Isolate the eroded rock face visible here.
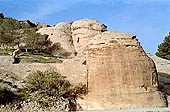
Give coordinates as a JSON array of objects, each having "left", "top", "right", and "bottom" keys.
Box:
[
  {"left": 71, "top": 19, "right": 107, "bottom": 57},
  {"left": 78, "top": 31, "right": 167, "bottom": 110},
  {"left": 5, "top": 18, "right": 168, "bottom": 110},
  {"left": 38, "top": 22, "right": 75, "bottom": 58}
]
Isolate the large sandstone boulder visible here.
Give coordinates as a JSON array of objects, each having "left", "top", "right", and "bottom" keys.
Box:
[
  {"left": 77, "top": 31, "right": 167, "bottom": 110},
  {"left": 71, "top": 19, "right": 107, "bottom": 57},
  {"left": 38, "top": 22, "right": 75, "bottom": 58}
]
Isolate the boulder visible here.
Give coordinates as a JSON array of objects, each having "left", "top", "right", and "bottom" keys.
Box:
[
  {"left": 71, "top": 19, "right": 107, "bottom": 57},
  {"left": 77, "top": 31, "right": 167, "bottom": 110}
]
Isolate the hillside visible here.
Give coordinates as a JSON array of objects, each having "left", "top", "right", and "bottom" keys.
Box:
[{"left": 0, "top": 14, "right": 170, "bottom": 111}]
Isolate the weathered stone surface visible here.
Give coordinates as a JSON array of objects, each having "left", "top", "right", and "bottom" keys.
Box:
[
  {"left": 77, "top": 31, "right": 167, "bottom": 110},
  {"left": 0, "top": 56, "right": 86, "bottom": 85},
  {"left": 56, "top": 59, "right": 87, "bottom": 85},
  {"left": 38, "top": 22, "right": 75, "bottom": 58},
  {"left": 147, "top": 53, "right": 170, "bottom": 77},
  {"left": 148, "top": 53, "right": 170, "bottom": 95},
  {"left": 71, "top": 19, "right": 107, "bottom": 57},
  {"left": 1, "top": 19, "right": 169, "bottom": 111}
]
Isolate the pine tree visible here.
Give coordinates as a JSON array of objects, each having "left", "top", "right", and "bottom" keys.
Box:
[{"left": 156, "top": 32, "right": 170, "bottom": 60}]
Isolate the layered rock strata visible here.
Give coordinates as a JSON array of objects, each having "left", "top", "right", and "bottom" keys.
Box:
[{"left": 78, "top": 31, "right": 167, "bottom": 110}]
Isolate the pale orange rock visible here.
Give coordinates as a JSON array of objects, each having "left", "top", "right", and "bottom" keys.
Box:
[
  {"left": 56, "top": 59, "right": 87, "bottom": 85},
  {"left": 71, "top": 19, "right": 107, "bottom": 57},
  {"left": 35, "top": 19, "right": 168, "bottom": 110},
  {"left": 77, "top": 31, "right": 167, "bottom": 110}
]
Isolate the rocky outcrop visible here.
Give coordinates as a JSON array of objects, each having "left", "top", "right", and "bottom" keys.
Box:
[
  {"left": 147, "top": 53, "right": 170, "bottom": 77},
  {"left": 19, "top": 20, "right": 36, "bottom": 28},
  {"left": 38, "top": 22, "right": 75, "bottom": 58},
  {"left": 35, "top": 22, "right": 50, "bottom": 29},
  {"left": 148, "top": 53, "right": 170, "bottom": 96},
  {"left": 71, "top": 19, "right": 107, "bottom": 57},
  {"left": 2, "top": 18, "right": 169, "bottom": 110},
  {"left": 77, "top": 31, "right": 167, "bottom": 110}
]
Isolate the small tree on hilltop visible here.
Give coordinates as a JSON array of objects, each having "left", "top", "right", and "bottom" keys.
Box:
[{"left": 156, "top": 32, "right": 170, "bottom": 60}]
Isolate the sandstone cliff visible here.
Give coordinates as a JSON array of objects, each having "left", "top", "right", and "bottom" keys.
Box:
[
  {"left": 24, "top": 19, "right": 169, "bottom": 110},
  {"left": 78, "top": 31, "right": 167, "bottom": 110}
]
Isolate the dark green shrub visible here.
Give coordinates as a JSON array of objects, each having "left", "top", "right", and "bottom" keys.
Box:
[{"left": 25, "top": 70, "right": 86, "bottom": 107}]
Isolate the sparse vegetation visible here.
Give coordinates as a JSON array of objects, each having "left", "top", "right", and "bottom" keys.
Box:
[
  {"left": 0, "top": 49, "right": 14, "bottom": 55},
  {"left": 20, "top": 52, "right": 63, "bottom": 63},
  {"left": 0, "top": 13, "right": 68, "bottom": 59},
  {"left": 0, "top": 70, "right": 86, "bottom": 110},
  {"left": 25, "top": 70, "right": 86, "bottom": 107},
  {"left": 0, "top": 16, "right": 36, "bottom": 49}
]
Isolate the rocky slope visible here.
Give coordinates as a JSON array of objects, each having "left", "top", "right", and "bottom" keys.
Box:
[
  {"left": 1, "top": 18, "right": 170, "bottom": 111},
  {"left": 148, "top": 53, "right": 170, "bottom": 96}
]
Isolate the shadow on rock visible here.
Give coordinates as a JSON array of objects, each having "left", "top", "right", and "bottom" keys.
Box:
[{"left": 158, "top": 72, "right": 170, "bottom": 95}]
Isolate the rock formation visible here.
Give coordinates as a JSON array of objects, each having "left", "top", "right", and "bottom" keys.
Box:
[
  {"left": 148, "top": 53, "right": 170, "bottom": 77},
  {"left": 29, "top": 19, "right": 168, "bottom": 110},
  {"left": 71, "top": 19, "right": 107, "bottom": 57},
  {"left": 38, "top": 22, "right": 75, "bottom": 58},
  {"left": 148, "top": 53, "right": 170, "bottom": 99},
  {"left": 77, "top": 31, "right": 167, "bottom": 110},
  {"left": 35, "top": 22, "right": 50, "bottom": 29},
  {"left": 19, "top": 20, "right": 37, "bottom": 27}
]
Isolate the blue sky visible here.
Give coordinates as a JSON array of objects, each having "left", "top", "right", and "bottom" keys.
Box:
[{"left": 0, "top": 0, "right": 170, "bottom": 54}]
